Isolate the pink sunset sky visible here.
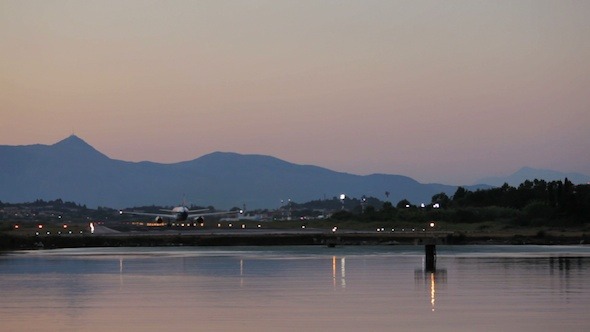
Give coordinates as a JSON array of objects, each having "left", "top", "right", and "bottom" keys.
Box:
[{"left": 2, "top": 0, "right": 589, "bottom": 185}]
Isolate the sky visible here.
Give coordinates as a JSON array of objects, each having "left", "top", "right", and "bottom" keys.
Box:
[{"left": 2, "top": 0, "right": 589, "bottom": 185}]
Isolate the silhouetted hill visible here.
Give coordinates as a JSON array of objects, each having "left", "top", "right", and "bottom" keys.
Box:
[
  {"left": 476, "top": 167, "right": 590, "bottom": 187},
  {"left": 1, "top": 135, "right": 488, "bottom": 209}
]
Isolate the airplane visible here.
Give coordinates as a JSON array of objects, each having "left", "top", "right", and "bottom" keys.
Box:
[{"left": 119, "top": 205, "right": 239, "bottom": 224}]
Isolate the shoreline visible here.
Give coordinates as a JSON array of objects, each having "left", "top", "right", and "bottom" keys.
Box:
[{"left": 2, "top": 230, "right": 588, "bottom": 250}]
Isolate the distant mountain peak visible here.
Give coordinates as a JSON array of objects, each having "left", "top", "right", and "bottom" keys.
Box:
[
  {"left": 50, "top": 135, "right": 108, "bottom": 159},
  {"left": 54, "top": 134, "right": 89, "bottom": 147}
]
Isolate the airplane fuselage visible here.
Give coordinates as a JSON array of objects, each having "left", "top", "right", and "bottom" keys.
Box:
[{"left": 171, "top": 206, "right": 189, "bottom": 221}]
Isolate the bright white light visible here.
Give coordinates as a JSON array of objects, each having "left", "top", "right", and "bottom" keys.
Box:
[
  {"left": 90, "top": 222, "right": 95, "bottom": 234},
  {"left": 430, "top": 222, "right": 436, "bottom": 228},
  {"left": 332, "top": 226, "right": 338, "bottom": 232},
  {"left": 421, "top": 203, "right": 425, "bottom": 208},
  {"left": 433, "top": 203, "right": 440, "bottom": 208},
  {"left": 340, "top": 194, "right": 346, "bottom": 200}
]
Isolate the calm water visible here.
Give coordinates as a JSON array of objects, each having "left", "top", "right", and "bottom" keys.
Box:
[{"left": 1, "top": 245, "right": 590, "bottom": 332}]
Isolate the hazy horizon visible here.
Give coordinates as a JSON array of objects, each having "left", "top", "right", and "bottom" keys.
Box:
[{"left": 2, "top": 1, "right": 589, "bottom": 185}]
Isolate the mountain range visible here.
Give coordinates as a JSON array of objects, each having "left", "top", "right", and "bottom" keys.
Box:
[
  {"left": 1, "top": 135, "right": 586, "bottom": 209},
  {"left": 476, "top": 167, "right": 590, "bottom": 187}
]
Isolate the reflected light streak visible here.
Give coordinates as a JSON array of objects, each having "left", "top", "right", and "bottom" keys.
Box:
[
  {"left": 341, "top": 257, "right": 346, "bottom": 288},
  {"left": 240, "top": 259, "right": 244, "bottom": 287},
  {"left": 332, "top": 256, "right": 336, "bottom": 288},
  {"left": 119, "top": 257, "right": 124, "bottom": 287},
  {"left": 430, "top": 272, "right": 436, "bottom": 312},
  {"left": 332, "top": 256, "right": 346, "bottom": 289}
]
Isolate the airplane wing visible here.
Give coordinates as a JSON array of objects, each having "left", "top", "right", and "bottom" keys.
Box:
[
  {"left": 188, "top": 210, "right": 239, "bottom": 219},
  {"left": 187, "top": 208, "right": 211, "bottom": 213},
  {"left": 119, "top": 210, "right": 177, "bottom": 219}
]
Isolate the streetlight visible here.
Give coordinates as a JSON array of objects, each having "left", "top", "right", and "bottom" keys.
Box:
[{"left": 361, "top": 195, "right": 367, "bottom": 213}]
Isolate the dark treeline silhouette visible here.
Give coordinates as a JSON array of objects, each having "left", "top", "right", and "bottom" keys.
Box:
[{"left": 327, "top": 178, "right": 589, "bottom": 227}]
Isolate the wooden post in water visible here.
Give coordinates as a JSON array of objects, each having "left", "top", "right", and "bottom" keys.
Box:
[{"left": 425, "top": 244, "right": 436, "bottom": 272}]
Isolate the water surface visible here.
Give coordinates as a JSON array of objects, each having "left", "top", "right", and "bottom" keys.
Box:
[{"left": 1, "top": 245, "right": 589, "bottom": 331}]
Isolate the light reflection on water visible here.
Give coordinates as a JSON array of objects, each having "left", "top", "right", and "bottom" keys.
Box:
[{"left": 1, "top": 245, "right": 590, "bottom": 331}]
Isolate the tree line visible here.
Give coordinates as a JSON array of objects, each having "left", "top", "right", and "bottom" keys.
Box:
[{"left": 328, "top": 179, "right": 589, "bottom": 227}]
